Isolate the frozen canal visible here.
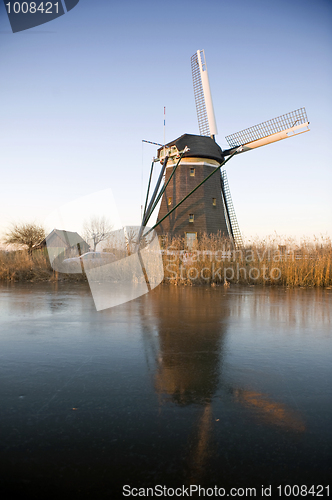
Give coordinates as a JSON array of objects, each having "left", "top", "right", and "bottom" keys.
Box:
[{"left": 0, "top": 282, "right": 331, "bottom": 498}]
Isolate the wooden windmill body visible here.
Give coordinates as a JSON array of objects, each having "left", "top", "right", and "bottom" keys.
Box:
[{"left": 155, "top": 134, "right": 229, "bottom": 243}]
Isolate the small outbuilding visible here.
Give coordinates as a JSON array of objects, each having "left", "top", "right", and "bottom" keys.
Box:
[{"left": 34, "top": 229, "right": 90, "bottom": 264}]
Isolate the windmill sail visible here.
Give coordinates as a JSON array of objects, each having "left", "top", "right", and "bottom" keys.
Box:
[
  {"left": 224, "top": 108, "right": 309, "bottom": 155},
  {"left": 191, "top": 50, "right": 218, "bottom": 139},
  {"left": 220, "top": 170, "right": 243, "bottom": 248}
]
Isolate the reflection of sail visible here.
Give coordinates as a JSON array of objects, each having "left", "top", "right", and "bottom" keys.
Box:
[
  {"left": 186, "top": 403, "right": 213, "bottom": 485},
  {"left": 233, "top": 389, "right": 305, "bottom": 432}
]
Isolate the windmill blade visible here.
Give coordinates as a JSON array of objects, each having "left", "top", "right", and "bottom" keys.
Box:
[
  {"left": 220, "top": 170, "right": 243, "bottom": 248},
  {"left": 191, "top": 50, "right": 218, "bottom": 139},
  {"left": 223, "top": 108, "right": 309, "bottom": 155}
]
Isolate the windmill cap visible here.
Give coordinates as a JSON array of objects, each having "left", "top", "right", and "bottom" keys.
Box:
[{"left": 157, "top": 134, "right": 224, "bottom": 163}]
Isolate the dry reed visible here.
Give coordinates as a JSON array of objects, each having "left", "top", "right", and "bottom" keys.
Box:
[
  {"left": 1, "top": 234, "right": 331, "bottom": 287},
  {"left": 0, "top": 250, "right": 86, "bottom": 282},
  {"left": 161, "top": 233, "right": 332, "bottom": 287}
]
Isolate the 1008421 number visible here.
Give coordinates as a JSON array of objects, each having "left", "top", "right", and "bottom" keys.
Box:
[
  {"left": 5, "top": 2, "right": 59, "bottom": 14},
  {"left": 277, "top": 485, "right": 330, "bottom": 497}
]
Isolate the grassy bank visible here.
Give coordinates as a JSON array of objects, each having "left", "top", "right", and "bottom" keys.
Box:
[{"left": 1, "top": 234, "right": 331, "bottom": 287}]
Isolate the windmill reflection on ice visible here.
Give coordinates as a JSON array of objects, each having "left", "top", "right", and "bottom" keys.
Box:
[
  {"left": 140, "top": 287, "right": 306, "bottom": 484},
  {"left": 141, "top": 50, "right": 310, "bottom": 248}
]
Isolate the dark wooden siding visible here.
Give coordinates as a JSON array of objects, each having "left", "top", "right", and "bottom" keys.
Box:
[{"left": 155, "top": 162, "right": 229, "bottom": 238}]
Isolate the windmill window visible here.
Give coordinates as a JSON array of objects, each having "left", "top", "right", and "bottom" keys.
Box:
[
  {"left": 189, "top": 214, "right": 194, "bottom": 223},
  {"left": 190, "top": 168, "right": 195, "bottom": 177},
  {"left": 212, "top": 198, "right": 216, "bottom": 206},
  {"left": 168, "top": 197, "right": 172, "bottom": 206},
  {"left": 186, "top": 232, "right": 197, "bottom": 249}
]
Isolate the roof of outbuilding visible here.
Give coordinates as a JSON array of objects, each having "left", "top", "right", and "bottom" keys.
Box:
[
  {"left": 34, "top": 229, "right": 89, "bottom": 248},
  {"left": 157, "top": 134, "right": 224, "bottom": 163},
  {"left": 48, "top": 229, "right": 88, "bottom": 246}
]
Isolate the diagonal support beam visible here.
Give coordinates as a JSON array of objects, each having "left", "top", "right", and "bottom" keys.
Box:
[
  {"left": 135, "top": 156, "right": 169, "bottom": 251},
  {"left": 143, "top": 160, "right": 154, "bottom": 222},
  {"left": 142, "top": 156, "right": 168, "bottom": 227},
  {"left": 144, "top": 148, "right": 189, "bottom": 227}
]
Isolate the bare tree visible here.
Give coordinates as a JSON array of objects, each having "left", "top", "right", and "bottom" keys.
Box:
[
  {"left": 3, "top": 222, "right": 46, "bottom": 254},
  {"left": 83, "top": 216, "right": 113, "bottom": 251}
]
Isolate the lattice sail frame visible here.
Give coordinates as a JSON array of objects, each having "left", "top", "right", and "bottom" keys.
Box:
[
  {"left": 225, "top": 108, "right": 309, "bottom": 149},
  {"left": 191, "top": 52, "right": 209, "bottom": 136},
  {"left": 191, "top": 50, "right": 218, "bottom": 138}
]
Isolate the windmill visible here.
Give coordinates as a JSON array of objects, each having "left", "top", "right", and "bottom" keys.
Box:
[{"left": 141, "top": 50, "right": 310, "bottom": 248}]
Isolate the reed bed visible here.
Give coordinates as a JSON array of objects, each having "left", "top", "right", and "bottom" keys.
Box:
[
  {"left": 0, "top": 250, "right": 86, "bottom": 282},
  {"left": 161, "top": 233, "right": 332, "bottom": 287},
  {"left": 0, "top": 250, "right": 52, "bottom": 281},
  {"left": 0, "top": 234, "right": 331, "bottom": 287}
]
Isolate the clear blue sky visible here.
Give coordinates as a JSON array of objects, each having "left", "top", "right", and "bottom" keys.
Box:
[{"left": 1, "top": 0, "right": 331, "bottom": 243}]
